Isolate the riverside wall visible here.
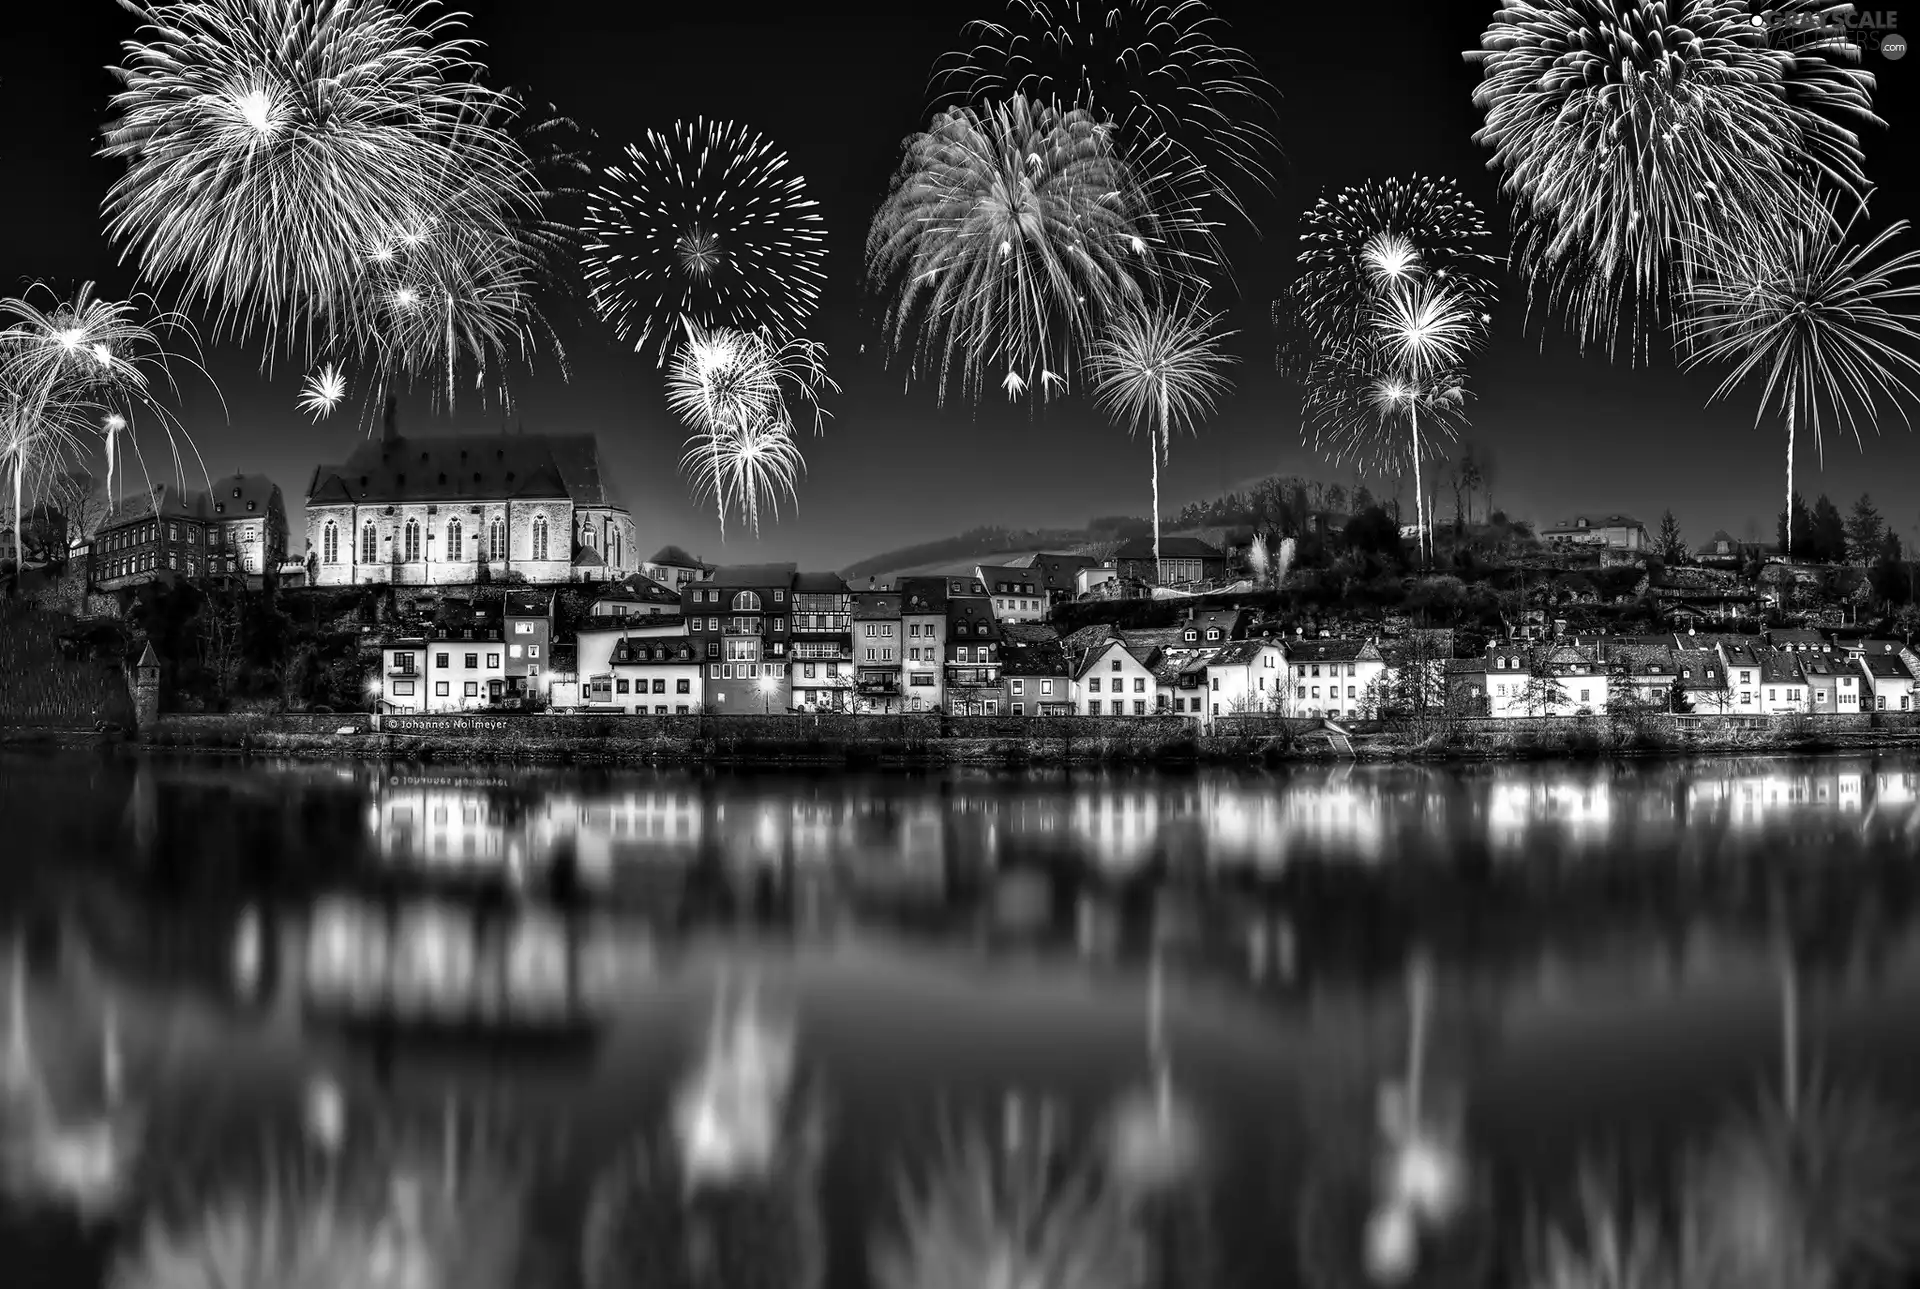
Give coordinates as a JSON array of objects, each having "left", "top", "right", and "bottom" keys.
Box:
[{"left": 103, "top": 709, "right": 1920, "bottom": 766}]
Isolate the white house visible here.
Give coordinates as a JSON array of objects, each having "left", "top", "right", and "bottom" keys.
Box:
[
  {"left": 378, "top": 630, "right": 507, "bottom": 714},
  {"left": 1075, "top": 566, "right": 1119, "bottom": 598},
  {"left": 1073, "top": 638, "right": 1161, "bottom": 716},
  {"left": 1859, "top": 651, "right": 1918, "bottom": 713},
  {"left": 1201, "top": 640, "right": 1288, "bottom": 719},
  {"left": 1484, "top": 645, "right": 1608, "bottom": 717},
  {"left": 975, "top": 564, "right": 1049, "bottom": 623},
  {"left": 584, "top": 637, "right": 702, "bottom": 714},
  {"left": 1286, "top": 638, "right": 1386, "bottom": 720},
  {"left": 588, "top": 574, "right": 682, "bottom": 620},
  {"left": 1710, "top": 641, "right": 1768, "bottom": 716},
  {"left": 1756, "top": 649, "right": 1811, "bottom": 715},
  {"left": 1540, "top": 513, "right": 1649, "bottom": 553}
]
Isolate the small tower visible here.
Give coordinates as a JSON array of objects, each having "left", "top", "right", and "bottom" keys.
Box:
[{"left": 133, "top": 641, "right": 162, "bottom": 730}]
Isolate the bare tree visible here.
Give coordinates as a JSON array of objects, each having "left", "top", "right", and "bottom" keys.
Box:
[
  {"left": 197, "top": 592, "right": 244, "bottom": 702},
  {"left": 1472, "top": 444, "right": 1499, "bottom": 519}
]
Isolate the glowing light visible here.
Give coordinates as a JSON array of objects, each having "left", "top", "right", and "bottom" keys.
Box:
[{"left": 297, "top": 364, "right": 347, "bottom": 420}]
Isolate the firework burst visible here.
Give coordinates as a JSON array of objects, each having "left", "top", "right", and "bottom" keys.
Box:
[
  {"left": 935, "top": 0, "right": 1280, "bottom": 224},
  {"left": 1680, "top": 208, "right": 1920, "bottom": 550},
  {"left": 102, "top": 0, "right": 539, "bottom": 368},
  {"left": 0, "top": 284, "right": 210, "bottom": 570},
  {"left": 583, "top": 120, "right": 827, "bottom": 363},
  {"left": 1088, "top": 300, "right": 1235, "bottom": 565},
  {"left": 1279, "top": 175, "right": 1500, "bottom": 377},
  {"left": 868, "top": 93, "right": 1194, "bottom": 405},
  {"left": 1465, "top": 0, "right": 1881, "bottom": 360},
  {"left": 298, "top": 364, "right": 348, "bottom": 421},
  {"left": 664, "top": 321, "right": 836, "bottom": 538}
]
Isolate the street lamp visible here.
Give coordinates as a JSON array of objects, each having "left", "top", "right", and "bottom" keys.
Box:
[{"left": 756, "top": 672, "right": 776, "bottom": 714}]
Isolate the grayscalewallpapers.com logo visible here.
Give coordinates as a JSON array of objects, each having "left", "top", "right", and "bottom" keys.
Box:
[{"left": 1765, "top": 8, "right": 1906, "bottom": 60}]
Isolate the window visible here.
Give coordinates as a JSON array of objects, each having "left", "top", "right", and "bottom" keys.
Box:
[
  {"left": 435, "top": 682, "right": 449, "bottom": 697},
  {"left": 487, "top": 653, "right": 499, "bottom": 667},
  {"left": 464, "top": 653, "right": 477, "bottom": 668},
  {"left": 322, "top": 521, "right": 339, "bottom": 564},
  {"left": 1089, "top": 678, "right": 1101, "bottom": 693},
  {"left": 1110, "top": 700, "right": 1124, "bottom": 715},
  {"left": 773, "top": 589, "right": 784, "bottom": 602},
  {"left": 1087, "top": 701, "right": 1100, "bottom": 715},
  {"left": 447, "top": 518, "right": 463, "bottom": 560},
  {"left": 1348, "top": 686, "right": 1356, "bottom": 699},
  {"left": 393, "top": 681, "right": 415, "bottom": 697},
  {"left": 617, "top": 679, "right": 631, "bottom": 694},
  {"left": 393, "top": 652, "right": 416, "bottom": 675},
  {"left": 1133, "top": 700, "right": 1146, "bottom": 715},
  {"left": 488, "top": 517, "right": 505, "bottom": 561},
  {"left": 463, "top": 682, "right": 478, "bottom": 697},
  {"left": 404, "top": 518, "right": 421, "bottom": 561},
  {"left": 677, "top": 705, "right": 690, "bottom": 714},
  {"left": 865, "top": 624, "right": 876, "bottom": 637},
  {"left": 677, "top": 679, "right": 691, "bottom": 694},
  {"left": 1580, "top": 688, "right": 1591, "bottom": 702},
  {"left": 1298, "top": 686, "right": 1307, "bottom": 700},
  {"left": 1041, "top": 680, "right": 1053, "bottom": 695},
  {"left": 1769, "top": 689, "right": 1777, "bottom": 702},
  {"left": 653, "top": 679, "right": 666, "bottom": 694},
  {"left": 1012, "top": 703, "right": 1025, "bottom": 716},
  {"left": 1011, "top": 680, "right": 1024, "bottom": 695},
  {"left": 528, "top": 645, "right": 539, "bottom": 658},
  {"left": 1110, "top": 658, "right": 1121, "bottom": 672},
  {"left": 436, "top": 653, "right": 450, "bottom": 668},
  {"left": 733, "top": 591, "right": 762, "bottom": 611},
  {"left": 361, "top": 523, "right": 378, "bottom": 564},
  {"left": 531, "top": 515, "right": 549, "bottom": 561}
]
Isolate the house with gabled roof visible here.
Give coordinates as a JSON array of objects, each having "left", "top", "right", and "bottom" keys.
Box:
[
  {"left": 1113, "top": 536, "right": 1227, "bottom": 588},
  {"left": 642, "top": 545, "right": 712, "bottom": 589},
  {"left": 1284, "top": 637, "right": 1386, "bottom": 720},
  {"left": 1200, "top": 639, "right": 1287, "bottom": 719},
  {"left": 1071, "top": 634, "right": 1162, "bottom": 717},
  {"left": 1016, "top": 552, "right": 1100, "bottom": 605},
  {"left": 304, "top": 404, "right": 634, "bottom": 587},
  {"left": 975, "top": 564, "right": 1047, "bottom": 623},
  {"left": 1755, "top": 649, "right": 1811, "bottom": 714},
  {"left": 589, "top": 573, "right": 682, "bottom": 620},
  {"left": 1002, "top": 632, "right": 1072, "bottom": 717},
  {"left": 1541, "top": 513, "right": 1648, "bottom": 553},
  {"left": 1486, "top": 644, "right": 1608, "bottom": 718},
  {"left": 1857, "top": 650, "right": 1917, "bottom": 713}
]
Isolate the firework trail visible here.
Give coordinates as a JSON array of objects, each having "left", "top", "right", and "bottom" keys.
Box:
[
  {"left": 868, "top": 93, "right": 1194, "bottom": 405},
  {"left": 1465, "top": 0, "right": 1880, "bottom": 360},
  {"left": 935, "top": 0, "right": 1279, "bottom": 227},
  {"left": 1279, "top": 175, "right": 1499, "bottom": 378},
  {"left": 1088, "top": 301, "right": 1235, "bottom": 565},
  {"left": 583, "top": 120, "right": 826, "bottom": 365},
  {"left": 102, "top": 0, "right": 559, "bottom": 412},
  {"left": 298, "top": 365, "right": 347, "bottom": 421},
  {"left": 1680, "top": 208, "right": 1920, "bottom": 550}
]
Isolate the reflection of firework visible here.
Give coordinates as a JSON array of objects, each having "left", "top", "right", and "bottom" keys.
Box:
[
  {"left": 1280, "top": 176, "right": 1499, "bottom": 377},
  {"left": 868, "top": 94, "right": 1193, "bottom": 405},
  {"left": 102, "top": 0, "right": 537, "bottom": 370},
  {"left": 1465, "top": 0, "right": 1880, "bottom": 359},
  {"left": 583, "top": 120, "right": 827, "bottom": 363},
  {"left": 936, "top": 0, "right": 1279, "bottom": 222}
]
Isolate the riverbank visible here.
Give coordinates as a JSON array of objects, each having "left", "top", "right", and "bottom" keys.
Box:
[{"left": 8, "top": 710, "right": 1918, "bottom": 766}]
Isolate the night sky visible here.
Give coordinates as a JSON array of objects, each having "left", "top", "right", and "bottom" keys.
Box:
[{"left": 5, "top": 1, "right": 1919, "bottom": 570}]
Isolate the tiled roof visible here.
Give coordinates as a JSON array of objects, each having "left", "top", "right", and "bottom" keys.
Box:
[
  {"left": 1000, "top": 622, "right": 1061, "bottom": 644},
  {"left": 611, "top": 639, "right": 697, "bottom": 665},
  {"left": 708, "top": 563, "right": 798, "bottom": 588},
  {"left": 1113, "top": 536, "right": 1224, "bottom": 560},
  {"left": 1845, "top": 638, "right": 1909, "bottom": 657},
  {"left": 853, "top": 591, "right": 901, "bottom": 619},
  {"left": 503, "top": 591, "right": 553, "bottom": 618},
  {"left": 1022, "top": 553, "right": 1098, "bottom": 592},
  {"left": 1765, "top": 628, "right": 1827, "bottom": 646},
  {"left": 103, "top": 483, "right": 209, "bottom": 526},
  {"left": 1285, "top": 638, "right": 1372, "bottom": 664},
  {"left": 947, "top": 595, "right": 1000, "bottom": 638},
  {"left": 1121, "top": 626, "right": 1195, "bottom": 652},
  {"left": 593, "top": 574, "right": 680, "bottom": 605},
  {"left": 647, "top": 545, "right": 708, "bottom": 568},
  {"left": 1209, "top": 640, "right": 1268, "bottom": 666},
  {"left": 1542, "top": 513, "right": 1645, "bottom": 534},
  {"left": 1861, "top": 654, "right": 1915, "bottom": 680},
  {"left": 306, "top": 432, "right": 624, "bottom": 509},
  {"left": 572, "top": 546, "right": 605, "bottom": 567},
  {"left": 1002, "top": 639, "right": 1069, "bottom": 677},
  {"left": 897, "top": 576, "right": 951, "bottom": 614},
  {"left": 1606, "top": 643, "right": 1678, "bottom": 675},
  {"left": 204, "top": 473, "right": 280, "bottom": 520},
  {"left": 794, "top": 570, "right": 849, "bottom": 593}
]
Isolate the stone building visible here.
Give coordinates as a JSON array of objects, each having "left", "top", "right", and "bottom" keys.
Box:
[
  {"left": 91, "top": 475, "right": 287, "bottom": 591},
  {"left": 303, "top": 406, "right": 635, "bottom": 588}
]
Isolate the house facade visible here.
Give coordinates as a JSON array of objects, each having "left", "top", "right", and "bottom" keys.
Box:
[
  {"left": 502, "top": 591, "right": 554, "bottom": 704},
  {"left": 1859, "top": 653, "right": 1917, "bottom": 713},
  {"left": 1073, "top": 638, "right": 1160, "bottom": 717},
  {"left": 641, "top": 545, "right": 711, "bottom": 590},
  {"left": 945, "top": 593, "right": 1003, "bottom": 715},
  {"left": 791, "top": 571, "right": 853, "bottom": 712},
  {"left": 975, "top": 565, "right": 1047, "bottom": 623},
  {"left": 1756, "top": 650, "right": 1810, "bottom": 715},
  {"left": 588, "top": 574, "right": 682, "bottom": 620},
  {"left": 898, "top": 577, "right": 949, "bottom": 711},
  {"left": 684, "top": 564, "right": 797, "bottom": 712},
  {"left": 576, "top": 617, "right": 690, "bottom": 687},
  {"left": 379, "top": 627, "right": 507, "bottom": 714},
  {"left": 1112, "top": 536, "right": 1227, "bottom": 588},
  {"left": 304, "top": 413, "right": 636, "bottom": 587},
  {"left": 1541, "top": 513, "right": 1649, "bottom": 553},
  {"left": 1287, "top": 639, "right": 1384, "bottom": 720},
  {"left": 1021, "top": 553, "right": 1099, "bottom": 606},
  {"left": 1076, "top": 565, "right": 1120, "bottom": 597},
  {"left": 1484, "top": 645, "right": 1609, "bottom": 717},
  {"left": 853, "top": 589, "right": 904, "bottom": 713},
  {"left": 1203, "top": 640, "right": 1288, "bottom": 719},
  {"left": 586, "top": 638, "right": 701, "bottom": 714},
  {"left": 1002, "top": 634, "right": 1072, "bottom": 717},
  {"left": 91, "top": 476, "right": 287, "bottom": 590}
]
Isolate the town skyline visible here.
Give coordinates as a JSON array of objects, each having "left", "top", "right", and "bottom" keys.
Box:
[{"left": 5, "top": 0, "right": 1920, "bottom": 570}]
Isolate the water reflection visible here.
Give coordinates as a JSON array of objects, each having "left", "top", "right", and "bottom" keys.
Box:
[{"left": 7, "top": 752, "right": 1920, "bottom": 1288}]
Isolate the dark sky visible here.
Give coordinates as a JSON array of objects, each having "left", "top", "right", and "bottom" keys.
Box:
[{"left": 5, "top": 1, "right": 1919, "bottom": 570}]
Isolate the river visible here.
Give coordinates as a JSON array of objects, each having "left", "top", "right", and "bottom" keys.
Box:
[{"left": 4, "top": 751, "right": 1920, "bottom": 1289}]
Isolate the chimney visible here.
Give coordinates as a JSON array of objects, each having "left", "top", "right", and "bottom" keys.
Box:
[{"left": 382, "top": 395, "right": 399, "bottom": 444}]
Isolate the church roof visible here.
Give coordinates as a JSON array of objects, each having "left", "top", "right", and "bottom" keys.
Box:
[{"left": 304, "top": 433, "right": 625, "bottom": 510}]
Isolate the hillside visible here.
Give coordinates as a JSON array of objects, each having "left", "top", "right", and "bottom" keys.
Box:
[{"left": 839, "top": 525, "right": 1113, "bottom": 580}]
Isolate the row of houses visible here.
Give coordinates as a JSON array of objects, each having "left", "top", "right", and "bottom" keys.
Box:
[{"left": 1448, "top": 631, "right": 1919, "bottom": 717}]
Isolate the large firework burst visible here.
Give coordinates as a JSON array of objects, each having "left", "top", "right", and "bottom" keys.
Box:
[
  {"left": 102, "top": 0, "right": 538, "bottom": 364},
  {"left": 1089, "top": 301, "right": 1235, "bottom": 566},
  {"left": 1680, "top": 210, "right": 1920, "bottom": 551},
  {"left": 868, "top": 93, "right": 1192, "bottom": 405},
  {"left": 0, "top": 284, "right": 209, "bottom": 571},
  {"left": 935, "top": 0, "right": 1279, "bottom": 224},
  {"left": 1279, "top": 176, "right": 1501, "bottom": 378},
  {"left": 582, "top": 120, "right": 826, "bottom": 364},
  {"left": 664, "top": 322, "right": 836, "bottom": 538},
  {"left": 1465, "top": 0, "right": 1881, "bottom": 360}
]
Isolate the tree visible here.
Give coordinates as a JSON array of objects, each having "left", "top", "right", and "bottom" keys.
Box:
[
  {"left": 1518, "top": 659, "right": 1571, "bottom": 717},
  {"left": 1669, "top": 679, "right": 1694, "bottom": 714},
  {"left": 1657, "top": 510, "right": 1686, "bottom": 564},
  {"left": 1343, "top": 506, "right": 1405, "bottom": 566},
  {"left": 1846, "top": 494, "right": 1886, "bottom": 565},
  {"left": 1777, "top": 493, "right": 1814, "bottom": 560},
  {"left": 1809, "top": 494, "right": 1848, "bottom": 564}
]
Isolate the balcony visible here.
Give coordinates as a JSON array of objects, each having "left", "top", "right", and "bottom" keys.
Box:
[
  {"left": 945, "top": 668, "right": 1001, "bottom": 688},
  {"left": 856, "top": 677, "right": 901, "bottom": 696}
]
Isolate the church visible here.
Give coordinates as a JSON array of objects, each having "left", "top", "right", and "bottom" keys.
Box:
[{"left": 303, "top": 405, "right": 637, "bottom": 588}]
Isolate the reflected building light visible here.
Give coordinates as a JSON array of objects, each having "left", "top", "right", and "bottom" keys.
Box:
[
  {"left": 1486, "top": 782, "right": 1612, "bottom": 850},
  {"left": 1878, "top": 773, "right": 1917, "bottom": 806},
  {"left": 391, "top": 905, "right": 475, "bottom": 1015},
  {"left": 1071, "top": 793, "right": 1163, "bottom": 870}
]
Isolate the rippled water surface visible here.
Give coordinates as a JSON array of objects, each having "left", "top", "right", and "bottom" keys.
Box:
[{"left": 5, "top": 751, "right": 1920, "bottom": 1289}]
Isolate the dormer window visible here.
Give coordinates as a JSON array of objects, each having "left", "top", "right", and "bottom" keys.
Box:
[{"left": 1184, "top": 630, "right": 1197, "bottom": 642}]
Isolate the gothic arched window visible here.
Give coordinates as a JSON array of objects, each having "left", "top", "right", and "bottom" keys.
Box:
[
  {"left": 488, "top": 517, "right": 505, "bottom": 561},
  {"left": 531, "top": 515, "right": 549, "bottom": 561},
  {"left": 360, "top": 523, "right": 377, "bottom": 564},
  {"left": 404, "top": 518, "right": 421, "bottom": 562},
  {"left": 322, "top": 521, "right": 339, "bottom": 564},
  {"left": 447, "top": 517, "right": 463, "bottom": 561}
]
